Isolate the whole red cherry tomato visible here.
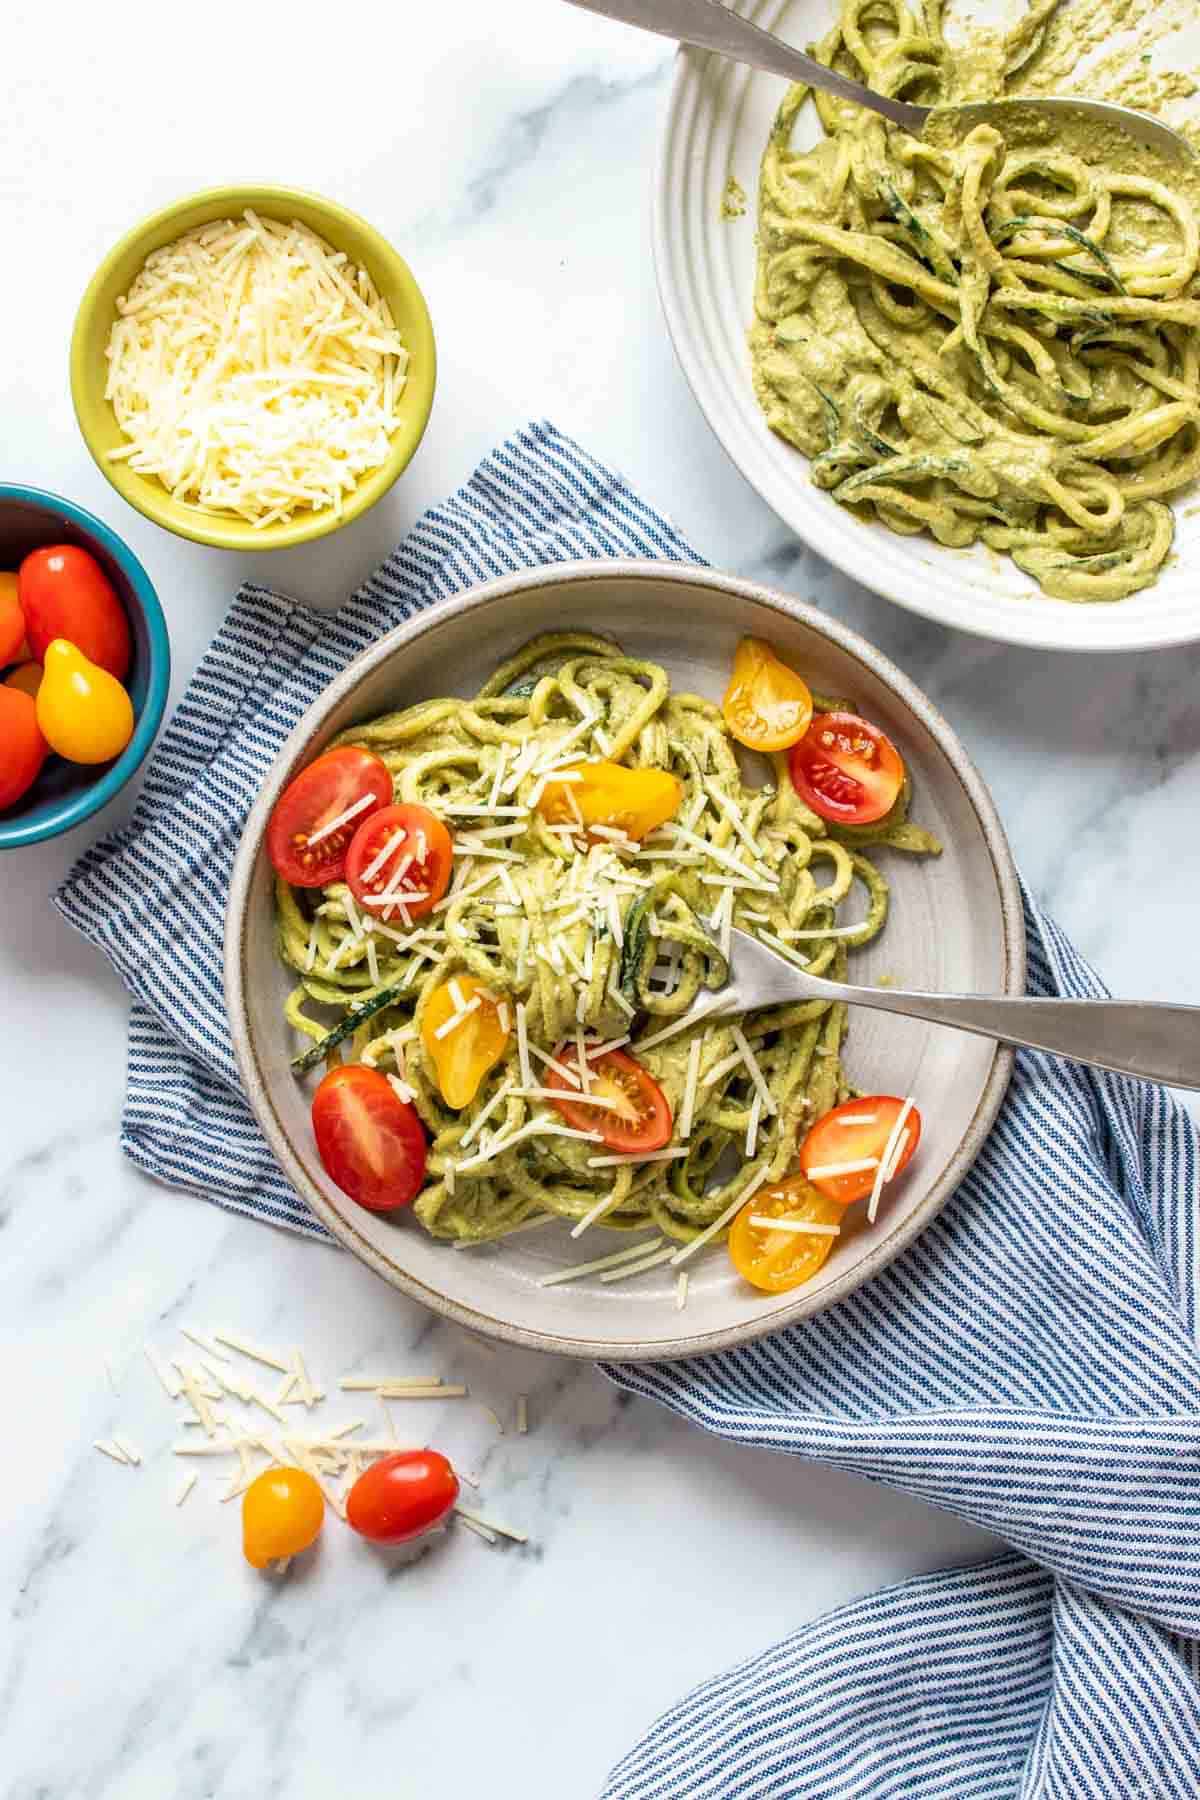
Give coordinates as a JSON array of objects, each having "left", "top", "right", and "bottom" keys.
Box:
[
  {"left": 0, "top": 688, "right": 48, "bottom": 810},
  {"left": 346, "top": 1451, "right": 459, "bottom": 1543},
  {"left": 0, "top": 572, "right": 27, "bottom": 664},
  {"left": 18, "top": 546, "right": 131, "bottom": 680}
]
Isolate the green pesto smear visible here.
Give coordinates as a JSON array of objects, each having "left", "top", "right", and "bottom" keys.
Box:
[
  {"left": 750, "top": 0, "right": 1200, "bottom": 602},
  {"left": 722, "top": 176, "right": 749, "bottom": 220}
]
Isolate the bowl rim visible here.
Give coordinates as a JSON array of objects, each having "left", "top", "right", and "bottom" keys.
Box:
[
  {"left": 652, "top": 19, "right": 1200, "bottom": 654},
  {"left": 224, "top": 559, "right": 1025, "bottom": 1360},
  {"left": 0, "top": 483, "right": 171, "bottom": 849},
  {"left": 69, "top": 183, "right": 437, "bottom": 552}
]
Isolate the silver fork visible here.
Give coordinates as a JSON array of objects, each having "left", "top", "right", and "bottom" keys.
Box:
[
  {"left": 564, "top": 0, "right": 1193, "bottom": 161},
  {"left": 684, "top": 926, "right": 1200, "bottom": 1090}
]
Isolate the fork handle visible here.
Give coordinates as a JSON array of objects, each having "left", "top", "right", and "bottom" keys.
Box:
[
  {"left": 816, "top": 982, "right": 1200, "bottom": 1091},
  {"left": 561, "top": 0, "right": 927, "bottom": 131}
]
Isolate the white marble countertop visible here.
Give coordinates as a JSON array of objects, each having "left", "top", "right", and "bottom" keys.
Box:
[{"left": 3, "top": 2, "right": 1199, "bottom": 1794}]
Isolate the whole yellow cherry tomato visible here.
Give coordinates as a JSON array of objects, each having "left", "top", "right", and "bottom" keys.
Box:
[
  {"left": 4, "top": 660, "right": 42, "bottom": 699},
  {"left": 242, "top": 1466, "right": 325, "bottom": 1570},
  {"left": 421, "top": 976, "right": 511, "bottom": 1109},
  {"left": 535, "top": 760, "right": 681, "bottom": 842},
  {"left": 728, "top": 1174, "right": 846, "bottom": 1292},
  {"left": 722, "top": 638, "right": 813, "bottom": 752},
  {"left": 36, "top": 639, "right": 134, "bottom": 765}
]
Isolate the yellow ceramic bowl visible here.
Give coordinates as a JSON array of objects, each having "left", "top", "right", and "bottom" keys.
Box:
[{"left": 70, "top": 185, "right": 436, "bottom": 551}]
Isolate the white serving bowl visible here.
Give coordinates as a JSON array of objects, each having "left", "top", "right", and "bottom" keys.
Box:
[{"left": 654, "top": 0, "right": 1200, "bottom": 653}]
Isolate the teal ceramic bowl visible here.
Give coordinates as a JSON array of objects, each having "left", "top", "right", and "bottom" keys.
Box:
[{"left": 0, "top": 486, "right": 170, "bottom": 849}]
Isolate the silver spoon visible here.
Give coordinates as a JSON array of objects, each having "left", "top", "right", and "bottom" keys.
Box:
[
  {"left": 681, "top": 926, "right": 1200, "bottom": 1090},
  {"left": 565, "top": 0, "right": 1194, "bottom": 161}
]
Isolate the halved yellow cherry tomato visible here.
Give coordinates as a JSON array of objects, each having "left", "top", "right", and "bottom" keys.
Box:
[
  {"left": 728, "top": 1175, "right": 846, "bottom": 1292},
  {"left": 421, "top": 976, "right": 511, "bottom": 1109},
  {"left": 36, "top": 639, "right": 133, "bottom": 765},
  {"left": 241, "top": 1466, "right": 325, "bottom": 1570},
  {"left": 535, "top": 760, "right": 681, "bottom": 842},
  {"left": 722, "top": 638, "right": 813, "bottom": 752}
]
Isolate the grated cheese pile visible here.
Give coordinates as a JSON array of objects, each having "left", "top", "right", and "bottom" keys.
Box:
[{"left": 104, "top": 210, "right": 410, "bottom": 526}]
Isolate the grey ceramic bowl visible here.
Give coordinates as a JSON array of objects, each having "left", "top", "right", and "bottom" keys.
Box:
[{"left": 225, "top": 562, "right": 1024, "bottom": 1360}]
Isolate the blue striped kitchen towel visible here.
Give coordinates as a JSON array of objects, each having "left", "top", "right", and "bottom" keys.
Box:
[
  {"left": 54, "top": 421, "right": 1200, "bottom": 1795},
  {"left": 55, "top": 420, "right": 695, "bottom": 1238},
  {"left": 600, "top": 909, "right": 1200, "bottom": 1795}
]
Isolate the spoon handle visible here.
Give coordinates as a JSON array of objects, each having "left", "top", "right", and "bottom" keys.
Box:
[
  {"left": 562, "top": 0, "right": 927, "bottom": 131},
  {"left": 810, "top": 980, "right": 1200, "bottom": 1091}
]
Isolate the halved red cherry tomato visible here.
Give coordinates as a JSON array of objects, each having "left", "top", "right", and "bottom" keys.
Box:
[
  {"left": 345, "top": 802, "right": 453, "bottom": 922},
  {"left": 0, "top": 572, "right": 27, "bottom": 664},
  {"left": 311, "top": 1064, "right": 428, "bottom": 1213},
  {"left": 729, "top": 1175, "right": 846, "bottom": 1292},
  {"left": 242, "top": 1466, "right": 325, "bottom": 1569},
  {"left": 267, "top": 746, "right": 392, "bottom": 888},
  {"left": 788, "top": 712, "right": 904, "bottom": 826},
  {"left": 546, "top": 1045, "right": 673, "bottom": 1153},
  {"left": 799, "top": 1096, "right": 921, "bottom": 1204},
  {"left": 722, "top": 637, "right": 813, "bottom": 752},
  {"left": 0, "top": 688, "right": 48, "bottom": 810},
  {"left": 18, "top": 545, "right": 131, "bottom": 680},
  {"left": 346, "top": 1450, "right": 459, "bottom": 1543}
]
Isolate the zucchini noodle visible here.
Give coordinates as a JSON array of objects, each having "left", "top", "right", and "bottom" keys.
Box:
[
  {"left": 751, "top": 0, "right": 1200, "bottom": 601},
  {"left": 275, "top": 634, "right": 940, "bottom": 1247}
]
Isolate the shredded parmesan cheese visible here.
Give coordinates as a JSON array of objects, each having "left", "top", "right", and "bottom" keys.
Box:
[
  {"left": 747, "top": 1216, "right": 841, "bottom": 1236},
  {"left": 868, "top": 1097, "right": 916, "bottom": 1223},
  {"left": 104, "top": 212, "right": 409, "bottom": 526}
]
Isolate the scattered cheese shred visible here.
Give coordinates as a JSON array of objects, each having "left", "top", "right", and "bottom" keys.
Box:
[
  {"left": 515, "top": 1002, "right": 533, "bottom": 1088},
  {"left": 868, "top": 1097, "right": 916, "bottom": 1223},
  {"left": 570, "top": 1185, "right": 622, "bottom": 1238},
  {"left": 174, "top": 1473, "right": 198, "bottom": 1508},
  {"left": 731, "top": 1026, "right": 779, "bottom": 1117},
  {"left": 454, "top": 1504, "right": 528, "bottom": 1544},
  {"left": 671, "top": 1168, "right": 773, "bottom": 1267},
  {"left": 599, "top": 1245, "right": 678, "bottom": 1283},
  {"left": 213, "top": 1330, "right": 291, "bottom": 1373},
  {"left": 457, "top": 1511, "right": 498, "bottom": 1544},
  {"left": 540, "top": 1236, "right": 665, "bottom": 1287},
  {"left": 377, "top": 1383, "right": 467, "bottom": 1400},
  {"left": 676, "top": 1271, "right": 689, "bottom": 1311},
  {"left": 679, "top": 1033, "right": 704, "bottom": 1142},
  {"left": 804, "top": 1158, "right": 879, "bottom": 1179},
  {"left": 144, "top": 1342, "right": 183, "bottom": 1400},
  {"left": 747, "top": 1216, "right": 841, "bottom": 1236},
  {"left": 516, "top": 1395, "right": 529, "bottom": 1435}
]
